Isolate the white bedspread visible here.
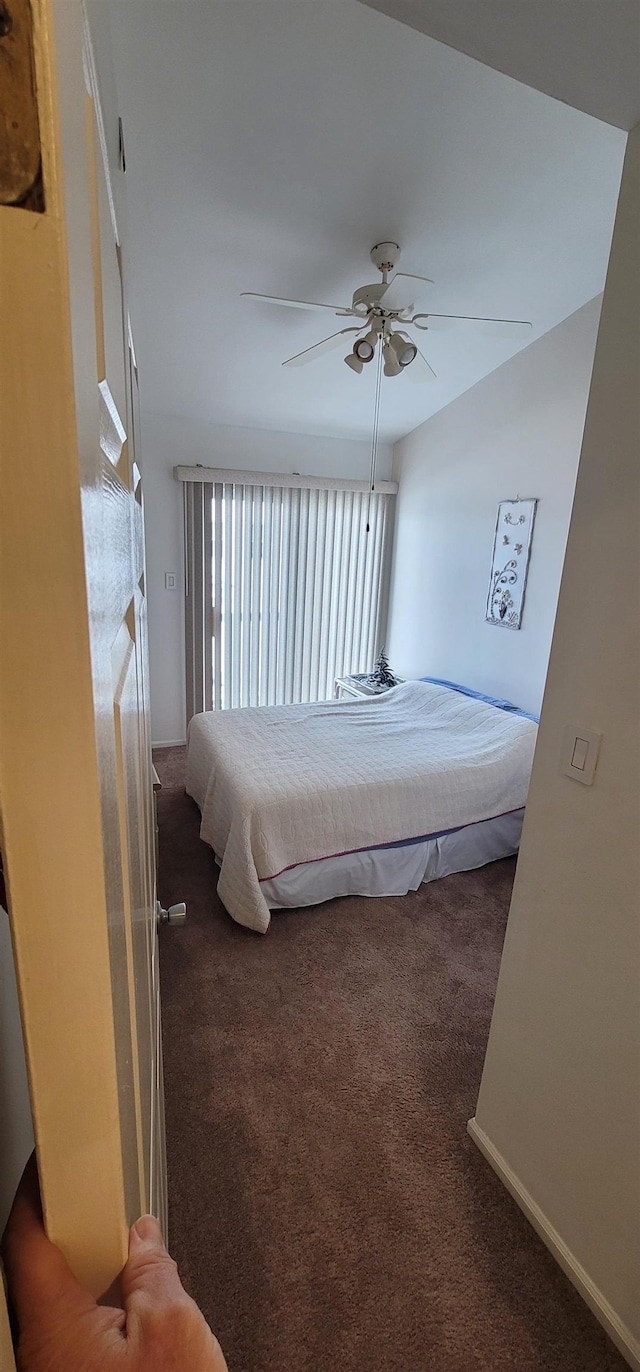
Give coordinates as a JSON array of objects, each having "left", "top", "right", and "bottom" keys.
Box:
[{"left": 186, "top": 681, "right": 537, "bottom": 933}]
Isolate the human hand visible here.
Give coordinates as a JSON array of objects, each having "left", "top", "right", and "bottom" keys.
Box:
[{"left": 2, "top": 1158, "right": 229, "bottom": 1371}]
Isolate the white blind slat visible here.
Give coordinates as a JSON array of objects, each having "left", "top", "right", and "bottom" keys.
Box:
[
  {"left": 333, "top": 490, "right": 351, "bottom": 675},
  {"left": 368, "top": 497, "right": 384, "bottom": 665},
  {"left": 326, "top": 490, "right": 346, "bottom": 695},
  {"left": 287, "top": 488, "right": 301, "bottom": 701},
  {"left": 351, "top": 492, "right": 369, "bottom": 673},
  {"left": 250, "top": 487, "right": 262, "bottom": 707},
  {"left": 276, "top": 487, "right": 293, "bottom": 706},
  {"left": 203, "top": 483, "right": 214, "bottom": 712},
  {"left": 231, "top": 484, "right": 243, "bottom": 709},
  {"left": 268, "top": 490, "right": 281, "bottom": 706},
  {"left": 309, "top": 490, "right": 327, "bottom": 701},
  {"left": 365, "top": 497, "right": 381, "bottom": 666},
  {"left": 260, "top": 487, "right": 273, "bottom": 706},
  {"left": 375, "top": 496, "right": 393, "bottom": 658},
  {"left": 222, "top": 483, "right": 233, "bottom": 708},
  {"left": 341, "top": 491, "right": 359, "bottom": 676},
  {"left": 213, "top": 483, "right": 223, "bottom": 712},
  {"left": 358, "top": 495, "right": 377, "bottom": 668},
  {"left": 317, "top": 489, "right": 336, "bottom": 699},
  {"left": 241, "top": 487, "right": 253, "bottom": 702},
  {"left": 301, "top": 489, "right": 318, "bottom": 702},
  {"left": 292, "top": 489, "right": 309, "bottom": 702}
]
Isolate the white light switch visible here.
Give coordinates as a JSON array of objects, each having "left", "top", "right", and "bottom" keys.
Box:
[
  {"left": 571, "top": 736, "right": 589, "bottom": 771},
  {"left": 165, "top": 572, "right": 177, "bottom": 590},
  {"left": 561, "top": 725, "right": 602, "bottom": 786}
]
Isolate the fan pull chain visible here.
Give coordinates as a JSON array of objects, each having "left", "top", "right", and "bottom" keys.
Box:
[{"left": 369, "top": 341, "right": 384, "bottom": 502}]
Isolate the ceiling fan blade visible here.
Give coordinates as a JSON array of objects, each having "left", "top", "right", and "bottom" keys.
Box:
[
  {"left": 242, "top": 292, "right": 353, "bottom": 317},
  {"left": 282, "top": 327, "right": 362, "bottom": 368},
  {"left": 408, "top": 346, "right": 437, "bottom": 384},
  {"left": 379, "top": 271, "right": 434, "bottom": 313},
  {"left": 412, "top": 313, "right": 532, "bottom": 339}
]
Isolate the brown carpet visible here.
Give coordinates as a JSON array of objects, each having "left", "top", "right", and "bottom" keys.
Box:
[{"left": 154, "top": 745, "right": 626, "bottom": 1372}]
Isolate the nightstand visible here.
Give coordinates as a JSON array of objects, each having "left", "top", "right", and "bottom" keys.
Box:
[{"left": 334, "top": 673, "right": 404, "bottom": 699}]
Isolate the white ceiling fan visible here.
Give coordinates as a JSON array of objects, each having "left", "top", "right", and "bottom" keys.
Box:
[{"left": 242, "top": 242, "right": 532, "bottom": 382}]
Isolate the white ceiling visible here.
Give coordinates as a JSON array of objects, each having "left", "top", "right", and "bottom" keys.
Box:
[
  {"left": 360, "top": 0, "right": 640, "bottom": 131},
  {"left": 108, "top": 1, "right": 626, "bottom": 445}
]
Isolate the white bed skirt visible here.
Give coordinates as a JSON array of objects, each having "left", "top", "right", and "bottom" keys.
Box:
[{"left": 257, "top": 808, "right": 524, "bottom": 911}]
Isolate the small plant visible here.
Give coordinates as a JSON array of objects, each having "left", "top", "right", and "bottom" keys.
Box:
[{"left": 369, "top": 647, "right": 397, "bottom": 688}]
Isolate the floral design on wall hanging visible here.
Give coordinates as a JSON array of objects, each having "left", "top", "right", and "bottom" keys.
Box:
[{"left": 486, "top": 498, "right": 537, "bottom": 630}]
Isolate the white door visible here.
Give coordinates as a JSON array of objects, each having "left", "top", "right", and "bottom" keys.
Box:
[{"left": 0, "top": 0, "right": 166, "bottom": 1303}]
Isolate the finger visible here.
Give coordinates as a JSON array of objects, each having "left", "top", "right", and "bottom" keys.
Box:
[
  {"left": 123, "top": 1217, "right": 228, "bottom": 1365},
  {"left": 121, "top": 1215, "right": 188, "bottom": 1310},
  {"left": 1, "top": 1155, "right": 96, "bottom": 1333}
]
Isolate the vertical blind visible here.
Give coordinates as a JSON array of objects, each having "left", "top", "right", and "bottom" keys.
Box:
[{"left": 179, "top": 468, "right": 396, "bottom": 719}]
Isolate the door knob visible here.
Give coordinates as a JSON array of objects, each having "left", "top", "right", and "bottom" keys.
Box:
[{"left": 156, "top": 900, "right": 187, "bottom": 928}]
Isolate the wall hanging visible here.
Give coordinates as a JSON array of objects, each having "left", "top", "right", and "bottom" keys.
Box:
[{"left": 486, "top": 498, "right": 537, "bottom": 629}]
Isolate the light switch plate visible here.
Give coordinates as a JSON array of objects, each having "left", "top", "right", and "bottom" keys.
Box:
[
  {"left": 561, "top": 724, "right": 602, "bottom": 786},
  {"left": 164, "top": 572, "right": 177, "bottom": 590}
]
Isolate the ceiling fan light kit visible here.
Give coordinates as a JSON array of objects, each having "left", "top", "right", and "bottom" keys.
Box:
[
  {"left": 382, "top": 340, "right": 402, "bottom": 377},
  {"left": 354, "top": 327, "right": 378, "bottom": 362},
  {"left": 242, "top": 242, "right": 532, "bottom": 381},
  {"left": 390, "top": 332, "right": 417, "bottom": 367},
  {"left": 344, "top": 351, "right": 364, "bottom": 374}
]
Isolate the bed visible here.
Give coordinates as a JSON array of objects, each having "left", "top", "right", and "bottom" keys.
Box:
[{"left": 185, "top": 679, "right": 538, "bottom": 934}]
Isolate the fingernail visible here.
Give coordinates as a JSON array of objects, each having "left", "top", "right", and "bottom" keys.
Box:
[{"left": 131, "top": 1214, "right": 165, "bottom": 1248}]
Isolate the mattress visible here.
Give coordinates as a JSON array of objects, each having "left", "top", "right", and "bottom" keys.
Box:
[{"left": 186, "top": 680, "right": 537, "bottom": 933}]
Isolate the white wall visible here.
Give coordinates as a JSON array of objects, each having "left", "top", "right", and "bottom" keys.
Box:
[
  {"left": 141, "top": 415, "right": 392, "bottom": 743},
  {"left": 386, "top": 298, "right": 601, "bottom": 714},
  {"left": 471, "top": 125, "right": 640, "bottom": 1367}
]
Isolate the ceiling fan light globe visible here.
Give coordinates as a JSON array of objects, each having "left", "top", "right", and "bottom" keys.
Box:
[
  {"left": 399, "top": 341, "right": 417, "bottom": 366},
  {"left": 345, "top": 351, "right": 364, "bottom": 374},
  {"left": 354, "top": 330, "right": 377, "bottom": 362},
  {"left": 382, "top": 343, "right": 402, "bottom": 377},
  {"left": 389, "top": 332, "right": 417, "bottom": 367}
]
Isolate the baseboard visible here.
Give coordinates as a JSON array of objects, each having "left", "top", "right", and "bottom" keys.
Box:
[
  {"left": 467, "top": 1118, "right": 640, "bottom": 1371},
  {"left": 152, "top": 739, "right": 186, "bottom": 749}
]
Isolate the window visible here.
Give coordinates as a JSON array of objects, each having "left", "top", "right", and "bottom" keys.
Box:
[{"left": 178, "top": 467, "right": 397, "bottom": 719}]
